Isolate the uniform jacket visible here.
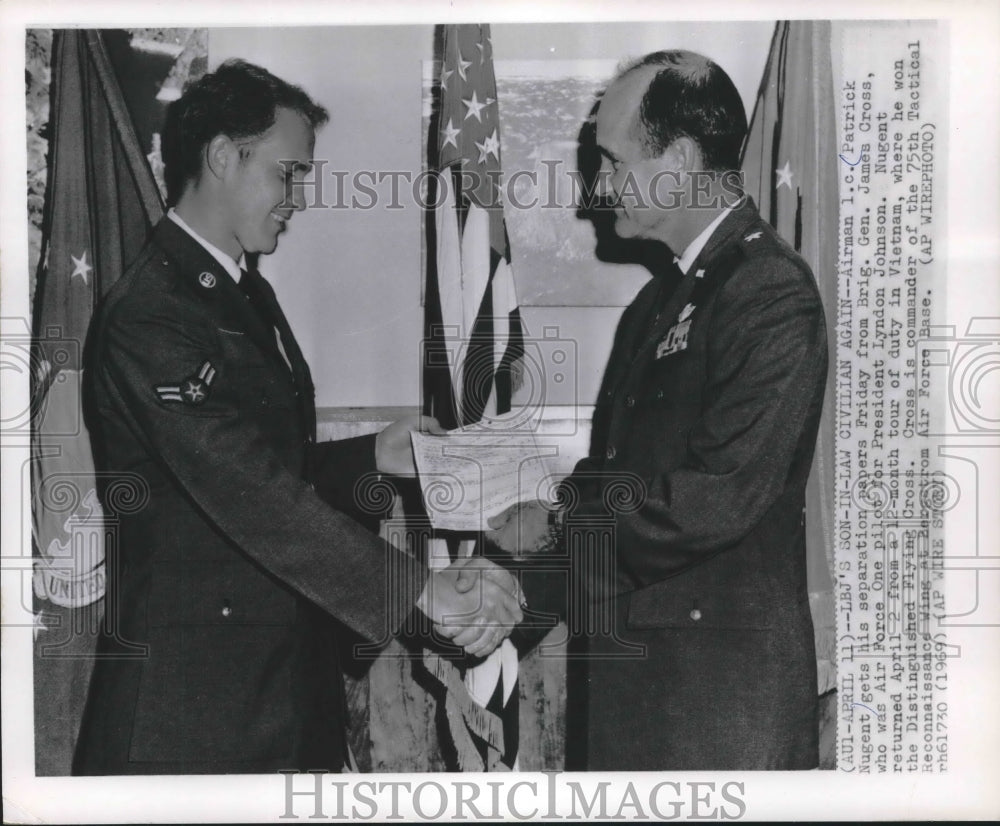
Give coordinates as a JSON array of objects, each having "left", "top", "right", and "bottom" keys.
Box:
[
  {"left": 73, "top": 218, "right": 426, "bottom": 774},
  {"left": 526, "top": 198, "right": 828, "bottom": 770}
]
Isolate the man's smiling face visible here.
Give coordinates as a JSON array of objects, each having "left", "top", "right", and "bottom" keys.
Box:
[{"left": 223, "top": 106, "right": 315, "bottom": 256}]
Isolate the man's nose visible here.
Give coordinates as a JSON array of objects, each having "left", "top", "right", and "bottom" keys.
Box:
[
  {"left": 595, "top": 171, "right": 612, "bottom": 199},
  {"left": 287, "top": 181, "right": 308, "bottom": 212}
]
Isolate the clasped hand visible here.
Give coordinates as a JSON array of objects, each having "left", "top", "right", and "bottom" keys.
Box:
[
  {"left": 378, "top": 415, "right": 530, "bottom": 657},
  {"left": 416, "top": 556, "right": 524, "bottom": 658}
]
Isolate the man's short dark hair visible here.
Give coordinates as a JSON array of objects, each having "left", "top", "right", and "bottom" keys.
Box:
[
  {"left": 161, "top": 59, "right": 329, "bottom": 205},
  {"left": 622, "top": 50, "right": 747, "bottom": 172}
]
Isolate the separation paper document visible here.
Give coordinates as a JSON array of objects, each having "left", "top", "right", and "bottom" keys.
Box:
[{"left": 410, "top": 429, "right": 559, "bottom": 531}]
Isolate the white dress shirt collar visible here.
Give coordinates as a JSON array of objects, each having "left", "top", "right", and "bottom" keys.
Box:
[
  {"left": 674, "top": 206, "right": 735, "bottom": 275},
  {"left": 167, "top": 208, "right": 244, "bottom": 283}
]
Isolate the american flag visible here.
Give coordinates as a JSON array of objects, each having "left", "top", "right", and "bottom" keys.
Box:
[
  {"left": 424, "top": 23, "right": 523, "bottom": 429},
  {"left": 422, "top": 23, "right": 523, "bottom": 771}
]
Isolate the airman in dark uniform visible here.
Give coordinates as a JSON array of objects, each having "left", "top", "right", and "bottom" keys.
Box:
[{"left": 74, "top": 59, "right": 522, "bottom": 775}]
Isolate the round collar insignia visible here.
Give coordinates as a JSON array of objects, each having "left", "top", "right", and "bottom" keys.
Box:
[{"left": 198, "top": 271, "right": 217, "bottom": 289}]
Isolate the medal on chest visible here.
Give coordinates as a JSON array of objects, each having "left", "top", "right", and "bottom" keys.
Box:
[{"left": 655, "top": 303, "right": 696, "bottom": 359}]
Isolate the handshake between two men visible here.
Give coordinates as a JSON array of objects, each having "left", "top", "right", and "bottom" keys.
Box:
[{"left": 376, "top": 416, "right": 554, "bottom": 660}]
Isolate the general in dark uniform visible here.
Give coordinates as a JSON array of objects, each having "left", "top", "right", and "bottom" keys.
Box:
[
  {"left": 74, "top": 59, "right": 522, "bottom": 775},
  {"left": 494, "top": 51, "right": 828, "bottom": 770}
]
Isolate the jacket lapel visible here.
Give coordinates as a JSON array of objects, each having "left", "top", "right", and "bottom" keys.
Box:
[
  {"left": 152, "top": 219, "right": 278, "bottom": 361},
  {"left": 248, "top": 271, "right": 317, "bottom": 436},
  {"left": 630, "top": 263, "right": 698, "bottom": 367},
  {"left": 626, "top": 198, "right": 763, "bottom": 373}
]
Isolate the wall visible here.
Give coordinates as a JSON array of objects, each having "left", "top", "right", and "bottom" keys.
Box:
[{"left": 209, "top": 23, "right": 773, "bottom": 410}]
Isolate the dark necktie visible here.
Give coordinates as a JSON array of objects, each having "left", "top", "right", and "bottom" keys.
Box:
[
  {"left": 239, "top": 267, "right": 292, "bottom": 369},
  {"left": 239, "top": 267, "right": 274, "bottom": 326}
]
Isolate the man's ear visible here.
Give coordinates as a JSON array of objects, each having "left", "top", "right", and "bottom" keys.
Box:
[
  {"left": 662, "top": 135, "right": 700, "bottom": 172},
  {"left": 204, "top": 134, "right": 236, "bottom": 182}
]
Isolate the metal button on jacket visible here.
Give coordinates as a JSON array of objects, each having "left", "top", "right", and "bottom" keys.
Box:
[
  {"left": 689, "top": 608, "right": 702, "bottom": 621},
  {"left": 625, "top": 395, "right": 635, "bottom": 408},
  {"left": 606, "top": 446, "right": 617, "bottom": 460},
  {"left": 221, "top": 605, "right": 233, "bottom": 618}
]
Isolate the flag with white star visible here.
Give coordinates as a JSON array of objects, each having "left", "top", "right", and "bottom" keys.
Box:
[
  {"left": 31, "top": 29, "right": 163, "bottom": 774},
  {"left": 422, "top": 23, "right": 524, "bottom": 772},
  {"left": 424, "top": 23, "right": 523, "bottom": 428},
  {"left": 741, "top": 21, "right": 838, "bottom": 681}
]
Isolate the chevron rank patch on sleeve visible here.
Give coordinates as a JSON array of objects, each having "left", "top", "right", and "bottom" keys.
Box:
[{"left": 155, "top": 361, "right": 217, "bottom": 406}]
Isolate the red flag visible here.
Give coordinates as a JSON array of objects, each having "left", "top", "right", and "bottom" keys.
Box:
[
  {"left": 422, "top": 23, "right": 523, "bottom": 771},
  {"left": 741, "top": 20, "right": 839, "bottom": 693},
  {"left": 31, "top": 29, "right": 163, "bottom": 774}
]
